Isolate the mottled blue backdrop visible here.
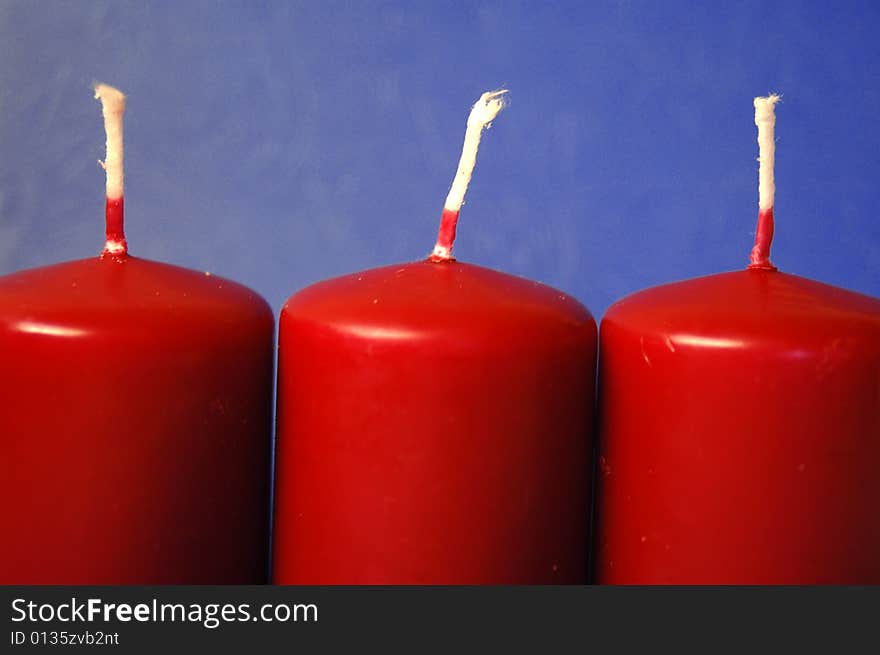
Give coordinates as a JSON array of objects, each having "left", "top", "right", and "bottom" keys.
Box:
[{"left": 1, "top": 0, "right": 878, "bottom": 317}]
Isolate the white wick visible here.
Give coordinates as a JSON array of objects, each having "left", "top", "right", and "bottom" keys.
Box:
[
  {"left": 443, "top": 89, "right": 508, "bottom": 212},
  {"left": 94, "top": 83, "right": 126, "bottom": 200},
  {"left": 754, "top": 94, "right": 780, "bottom": 211}
]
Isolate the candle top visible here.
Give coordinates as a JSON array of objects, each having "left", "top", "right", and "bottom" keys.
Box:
[
  {"left": 605, "top": 270, "right": 880, "bottom": 348},
  {"left": 283, "top": 261, "right": 594, "bottom": 346},
  {"left": 0, "top": 257, "right": 271, "bottom": 337}
]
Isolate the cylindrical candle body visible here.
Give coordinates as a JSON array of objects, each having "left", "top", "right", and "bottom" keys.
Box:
[
  {"left": 0, "top": 257, "right": 274, "bottom": 584},
  {"left": 273, "top": 261, "right": 596, "bottom": 584},
  {"left": 594, "top": 270, "right": 880, "bottom": 583}
]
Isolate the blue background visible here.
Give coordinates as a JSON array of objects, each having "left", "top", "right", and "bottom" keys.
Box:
[{"left": 1, "top": 0, "right": 878, "bottom": 318}]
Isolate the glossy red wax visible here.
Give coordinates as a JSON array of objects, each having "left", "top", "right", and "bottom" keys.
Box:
[
  {"left": 0, "top": 255, "right": 274, "bottom": 584},
  {"left": 273, "top": 260, "right": 596, "bottom": 584},
  {"left": 594, "top": 269, "right": 880, "bottom": 584}
]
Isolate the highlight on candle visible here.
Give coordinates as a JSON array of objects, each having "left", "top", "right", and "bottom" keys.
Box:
[
  {"left": 749, "top": 93, "right": 780, "bottom": 270},
  {"left": 94, "top": 82, "right": 128, "bottom": 257},
  {"left": 430, "top": 89, "right": 508, "bottom": 262}
]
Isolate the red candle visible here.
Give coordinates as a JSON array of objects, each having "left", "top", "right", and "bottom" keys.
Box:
[
  {"left": 273, "top": 91, "right": 597, "bottom": 584},
  {"left": 594, "top": 96, "right": 880, "bottom": 584},
  {"left": 0, "top": 84, "right": 274, "bottom": 584}
]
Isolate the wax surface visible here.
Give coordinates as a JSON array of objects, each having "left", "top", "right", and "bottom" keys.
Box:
[
  {"left": 273, "top": 260, "right": 597, "bottom": 584},
  {"left": 594, "top": 269, "right": 880, "bottom": 584},
  {"left": 0, "top": 256, "right": 274, "bottom": 584}
]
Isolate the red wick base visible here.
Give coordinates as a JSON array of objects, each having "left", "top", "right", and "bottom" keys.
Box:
[
  {"left": 748, "top": 207, "right": 776, "bottom": 271},
  {"left": 429, "top": 208, "right": 460, "bottom": 262},
  {"left": 102, "top": 197, "right": 128, "bottom": 259}
]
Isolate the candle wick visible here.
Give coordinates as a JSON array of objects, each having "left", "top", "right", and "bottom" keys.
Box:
[
  {"left": 748, "top": 93, "right": 780, "bottom": 271},
  {"left": 94, "top": 83, "right": 128, "bottom": 258},
  {"left": 430, "top": 89, "right": 508, "bottom": 262}
]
